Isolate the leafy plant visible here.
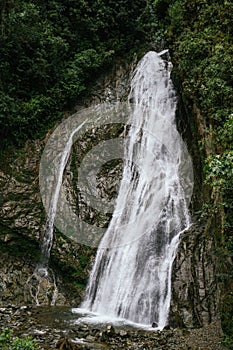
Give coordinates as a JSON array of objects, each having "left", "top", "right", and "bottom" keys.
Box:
[
  {"left": 0, "top": 0, "right": 154, "bottom": 148},
  {"left": 0, "top": 329, "right": 39, "bottom": 350}
]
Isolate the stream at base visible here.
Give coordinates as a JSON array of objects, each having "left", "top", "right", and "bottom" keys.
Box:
[{"left": 0, "top": 306, "right": 224, "bottom": 350}]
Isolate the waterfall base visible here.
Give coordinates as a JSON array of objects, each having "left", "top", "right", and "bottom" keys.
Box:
[
  {"left": 0, "top": 306, "right": 224, "bottom": 350},
  {"left": 72, "top": 307, "right": 162, "bottom": 331}
]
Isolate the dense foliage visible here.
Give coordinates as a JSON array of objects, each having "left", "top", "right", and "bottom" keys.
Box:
[
  {"left": 162, "top": 0, "right": 233, "bottom": 342},
  {"left": 0, "top": 328, "right": 38, "bottom": 350},
  {"left": 0, "top": 0, "right": 232, "bottom": 344},
  {"left": 0, "top": 0, "right": 150, "bottom": 147}
]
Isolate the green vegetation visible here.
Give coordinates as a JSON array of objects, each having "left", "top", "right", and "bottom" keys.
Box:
[
  {"left": 0, "top": 0, "right": 232, "bottom": 344},
  {"left": 0, "top": 328, "right": 38, "bottom": 350},
  {"left": 163, "top": 0, "right": 233, "bottom": 341},
  {"left": 0, "top": 0, "right": 151, "bottom": 148}
]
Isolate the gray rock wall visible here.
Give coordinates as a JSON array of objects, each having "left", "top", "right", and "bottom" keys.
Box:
[
  {"left": 0, "top": 58, "right": 132, "bottom": 307},
  {"left": 0, "top": 55, "right": 221, "bottom": 329},
  {"left": 170, "top": 223, "right": 219, "bottom": 327}
]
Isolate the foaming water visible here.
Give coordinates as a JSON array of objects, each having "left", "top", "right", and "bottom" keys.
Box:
[
  {"left": 71, "top": 308, "right": 160, "bottom": 331},
  {"left": 81, "top": 51, "right": 192, "bottom": 329}
]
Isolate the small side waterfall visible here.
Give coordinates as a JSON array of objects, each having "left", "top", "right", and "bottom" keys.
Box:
[
  {"left": 40, "top": 121, "right": 86, "bottom": 267},
  {"left": 81, "top": 51, "right": 191, "bottom": 328}
]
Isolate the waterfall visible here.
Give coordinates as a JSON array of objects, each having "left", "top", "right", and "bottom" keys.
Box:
[
  {"left": 40, "top": 121, "right": 86, "bottom": 267},
  {"left": 81, "top": 51, "right": 191, "bottom": 329}
]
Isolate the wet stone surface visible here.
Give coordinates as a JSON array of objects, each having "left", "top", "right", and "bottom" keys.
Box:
[{"left": 0, "top": 306, "right": 225, "bottom": 349}]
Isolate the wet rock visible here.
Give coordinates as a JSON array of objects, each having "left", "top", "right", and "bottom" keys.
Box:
[
  {"left": 170, "top": 222, "right": 219, "bottom": 328},
  {"left": 0, "top": 305, "right": 226, "bottom": 349},
  {"left": 106, "top": 325, "right": 115, "bottom": 335},
  {"left": 163, "top": 324, "right": 171, "bottom": 330},
  {"left": 56, "top": 338, "right": 77, "bottom": 349},
  {"left": 158, "top": 335, "right": 167, "bottom": 345},
  {"left": 119, "top": 329, "right": 128, "bottom": 337},
  {"left": 85, "top": 335, "right": 96, "bottom": 342}
]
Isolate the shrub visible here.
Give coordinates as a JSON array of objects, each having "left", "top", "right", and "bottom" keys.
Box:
[{"left": 0, "top": 328, "right": 39, "bottom": 350}]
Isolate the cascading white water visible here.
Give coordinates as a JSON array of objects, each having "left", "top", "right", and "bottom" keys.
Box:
[
  {"left": 81, "top": 51, "right": 191, "bottom": 328},
  {"left": 40, "top": 121, "right": 85, "bottom": 266}
]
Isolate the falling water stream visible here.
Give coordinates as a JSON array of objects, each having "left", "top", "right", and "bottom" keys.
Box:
[
  {"left": 80, "top": 51, "right": 191, "bottom": 329},
  {"left": 37, "top": 51, "right": 192, "bottom": 326}
]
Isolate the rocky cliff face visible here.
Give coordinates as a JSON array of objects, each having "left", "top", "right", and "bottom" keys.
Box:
[
  {"left": 168, "top": 90, "right": 221, "bottom": 328},
  {"left": 0, "top": 58, "right": 132, "bottom": 307},
  {"left": 0, "top": 55, "right": 221, "bottom": 329},
  {"left": 170, "top": 222, "right": 219, "bottom": 327}
]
